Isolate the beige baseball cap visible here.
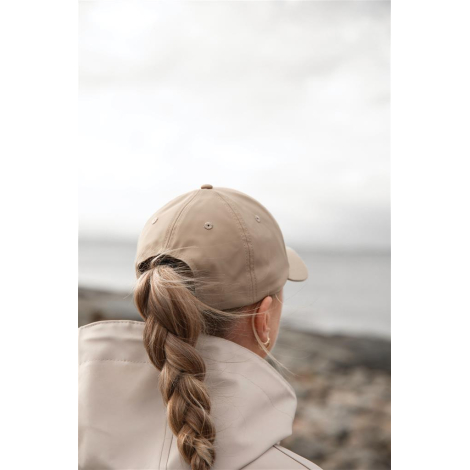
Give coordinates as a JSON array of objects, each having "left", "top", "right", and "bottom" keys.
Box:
[{"left": 135, "top": 185, "right": 308, "bottom": 310}]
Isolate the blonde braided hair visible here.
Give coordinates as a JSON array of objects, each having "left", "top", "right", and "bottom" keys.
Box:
[{"left": 134, "top": 255, "right": 230, "bottom": 469}]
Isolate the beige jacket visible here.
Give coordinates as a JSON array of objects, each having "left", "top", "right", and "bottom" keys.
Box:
[{"left": 79, "top": 321, "right": 321, "bottom": 470}]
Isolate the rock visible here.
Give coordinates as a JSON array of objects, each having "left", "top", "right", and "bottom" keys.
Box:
[{"left": 273, "top": 329, "right": 391, "bottom": 469}]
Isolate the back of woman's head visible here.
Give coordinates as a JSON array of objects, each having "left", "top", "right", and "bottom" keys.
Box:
[{"left": 133, "top": 186, "right": 308, "bottom": 469}]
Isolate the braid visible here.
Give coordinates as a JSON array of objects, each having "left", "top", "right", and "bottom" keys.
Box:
[{"left": 134, "top": 258, "right": 216, "bottom": 470}]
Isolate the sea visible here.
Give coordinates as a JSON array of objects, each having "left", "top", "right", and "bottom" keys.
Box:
[{"left": 79, "top": 239, "right": 390, "bottom": 339}]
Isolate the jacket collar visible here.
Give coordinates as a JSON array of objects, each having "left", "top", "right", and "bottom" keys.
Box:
[
  {"left": 79, "top": 320, "right": 297, "bottom": 469},
  {"left": 197, "top": 333, "right": 297, "bottom": 469}
]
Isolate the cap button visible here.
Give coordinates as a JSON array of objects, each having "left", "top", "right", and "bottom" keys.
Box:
[{"left": 201, "top": 184, "right": 213, "bottom": 189}]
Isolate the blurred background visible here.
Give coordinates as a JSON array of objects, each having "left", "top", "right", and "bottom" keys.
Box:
[{"left": 79, "top": 1, "right": 390, "bottom": 469}]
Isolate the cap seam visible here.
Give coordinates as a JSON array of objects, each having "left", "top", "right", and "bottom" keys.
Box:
[
  {"left": 163, "top": 190, "right": 200, "bottom": 250},
  {"left": 213, "top": 190, "right": 257, "bottom": 304}
]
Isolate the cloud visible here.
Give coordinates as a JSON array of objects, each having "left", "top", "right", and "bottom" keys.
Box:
[{"left": 79, "top": 0, "right": 390, "bottom": 249}]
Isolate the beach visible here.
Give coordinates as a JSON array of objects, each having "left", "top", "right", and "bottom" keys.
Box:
[{"left": 79, "top": 286, "right": 390, "bottom": 470}]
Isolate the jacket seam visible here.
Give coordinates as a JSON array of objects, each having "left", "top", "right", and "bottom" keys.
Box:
[
  {"left": 78, "top": 320, "right": 143, "bottom": 330},
  {"left": 165, "top": 432, "right": 173, "bottom": 469},
  {"left": 273, "top": 445, "right": 312, "bottom": 470},
  {"left": 159, "top": 418, "right": 168, "bottom": 470},
  {"left": 79, "top": 359, "right": 151, "bottom": 366}
]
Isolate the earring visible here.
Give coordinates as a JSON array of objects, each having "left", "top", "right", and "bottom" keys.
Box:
[{"left": 261, "top": 336, "right": 270, "bottom": 349}]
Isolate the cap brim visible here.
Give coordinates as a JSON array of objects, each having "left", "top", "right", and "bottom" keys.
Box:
[{"left": 286, "top": 246, "right": 308, "bottom": 281}]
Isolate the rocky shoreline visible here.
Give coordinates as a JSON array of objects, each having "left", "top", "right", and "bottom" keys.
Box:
[
  {"left": 79, "top": 287, "right": 390, "bottom": 470},
  {"left": 274, "top": 329, "right": 390, "bottom": 470}
]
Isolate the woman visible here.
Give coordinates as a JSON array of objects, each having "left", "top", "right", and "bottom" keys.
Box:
[{"left": 79, "top": 185, "right": 321, "bottom": 470}]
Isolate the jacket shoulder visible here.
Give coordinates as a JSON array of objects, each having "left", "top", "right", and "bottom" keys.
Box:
[{"left": 241, "top": 445, "right": 322, "bottom": 470}]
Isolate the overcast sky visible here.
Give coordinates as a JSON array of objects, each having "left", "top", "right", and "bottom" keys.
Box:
[{"left": 79, "top": 0, "right": 390, "bottom": 250}]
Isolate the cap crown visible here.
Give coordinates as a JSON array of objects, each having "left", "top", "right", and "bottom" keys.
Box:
[{"left": 135, "top": 186, "right": 289, "bottom": 310}]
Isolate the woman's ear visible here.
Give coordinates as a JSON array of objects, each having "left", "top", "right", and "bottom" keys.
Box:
[{"left": 253, "top": 296, "right": 273, "bottom": 343}]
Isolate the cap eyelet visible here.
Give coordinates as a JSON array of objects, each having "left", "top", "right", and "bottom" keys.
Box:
[
  {"left": 204, "top": 222, "right": 213, "bottom": 230},
  {"left": 255, "top": 215, "right": 261, "bottom": 223},
  {"left": 152, "top": 217, "right": 159, "bottom": 225}
]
